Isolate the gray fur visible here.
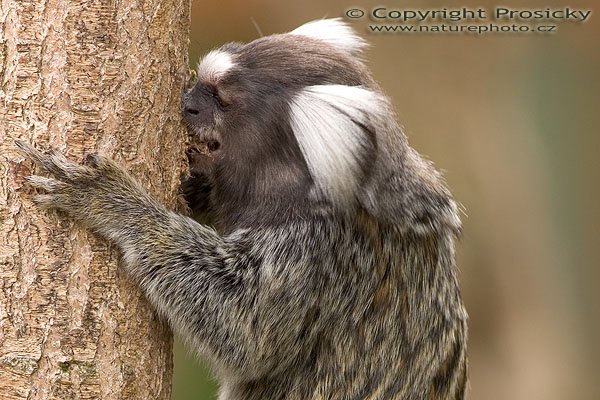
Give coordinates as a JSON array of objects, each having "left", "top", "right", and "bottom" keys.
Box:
[{"left": 17, "top": 19, "right": 467, "bottom": 400}]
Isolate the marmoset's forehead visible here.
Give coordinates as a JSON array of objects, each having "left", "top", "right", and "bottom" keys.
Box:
[
  {"left": 197, "top": 49, "right": 235, "bottom": 84},
  {"left": 196, "top": 18, "right": 369, "bottom": 86}
]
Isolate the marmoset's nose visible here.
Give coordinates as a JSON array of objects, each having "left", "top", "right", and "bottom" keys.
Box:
[
  {"left": 182, "top": 96, "right": 200, "bottom": 115},
  {"left": 181, "top": 87, "right": 213, "bottom": 126}
]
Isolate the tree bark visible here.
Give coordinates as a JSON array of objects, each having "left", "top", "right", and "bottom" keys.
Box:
[{"left": 0, "top": 0, "right": 190, "bottom": 398}]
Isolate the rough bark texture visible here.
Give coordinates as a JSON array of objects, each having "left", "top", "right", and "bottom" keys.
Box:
[{"left": 0, "top": 0, "right": 191, "bottom": 398}]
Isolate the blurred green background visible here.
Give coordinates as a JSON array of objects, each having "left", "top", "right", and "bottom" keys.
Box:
[{"left": 173, "top": 0, "right": 600, "bottom": 399}]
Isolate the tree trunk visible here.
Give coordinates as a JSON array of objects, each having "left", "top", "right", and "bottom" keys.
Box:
[{"left": 0, "top": 0, "right": 191, "bottom": 398}]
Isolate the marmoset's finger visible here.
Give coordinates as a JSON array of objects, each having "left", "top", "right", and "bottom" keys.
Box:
[
  {"left": 31, "top": 194, "right": 60, "bottom": 209},
  {"left": 15, "top": 140, "right": 48, "bottom": 167},
  {"left": 83, "top": 153, "right": 102, "bottom": 168},
  {"left": 15, "top": 141, "right": 86, "bottom": 179},
  {"left": 24, "top": 175, "right": 64, "bottom": 192}
]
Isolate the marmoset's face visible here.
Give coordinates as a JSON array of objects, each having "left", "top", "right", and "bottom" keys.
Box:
[
  {"left": 180, "top": 19, "right": 388, "bottom": 215},
  {"left": 181, "top": 28, "right": 371, "bottom": 157}
]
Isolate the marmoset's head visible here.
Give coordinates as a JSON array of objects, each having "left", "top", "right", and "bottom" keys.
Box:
[{"left": 183, "top": 19, "right": 459, "bottom": 233}]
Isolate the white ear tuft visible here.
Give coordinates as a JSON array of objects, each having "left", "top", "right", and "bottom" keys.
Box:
[
  {"left": 290, "top": 18, "right": 367, "bottom": 55},
  {"left": 289, "top": 85, "right": 385, "bottom": 205}
]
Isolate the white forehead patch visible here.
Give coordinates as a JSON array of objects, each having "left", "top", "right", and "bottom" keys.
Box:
[
  {"left": 290, "top": 18, "right": 367, "bottom": 55},
  {"left": 289, "top": 85, "right": 384, "bottom": 205},
  {"left": 197, "top": 50, "right": 235, "bottom": 81}
]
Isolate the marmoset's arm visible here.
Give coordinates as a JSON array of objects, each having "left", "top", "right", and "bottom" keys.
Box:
[{"left": 15, "top": 141, "right": 339, "bottom": 379}]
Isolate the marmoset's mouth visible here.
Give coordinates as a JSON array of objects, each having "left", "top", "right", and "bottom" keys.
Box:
[
  {"left": 187, "top": 133, "right": 221, "bottom": 162},
  {"left": 188, "top": 140, "right": 220, "bottom": 154},
  {"left": 204, "top": 140, "right": 220, "bottom": 153},
  {"left": 186, "top": 124, "right": 222, "bottom": 157}
]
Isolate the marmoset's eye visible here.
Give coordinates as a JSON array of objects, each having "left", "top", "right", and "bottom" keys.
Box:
[{"left": 205, "top": 84, "right": 229, "bottom": 108}]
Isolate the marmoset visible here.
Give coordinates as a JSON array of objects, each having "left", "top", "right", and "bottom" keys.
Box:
[{"left": 17, "top": 19, "right": 468, "bottom": 400}]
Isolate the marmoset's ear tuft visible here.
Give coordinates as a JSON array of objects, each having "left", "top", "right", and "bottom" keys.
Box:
[
  {"left": 288, "top": 84, "right": 384, "bottom": 205},
  {"left": 289, "top": 18, "right": 368, "bottom": 55}
]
